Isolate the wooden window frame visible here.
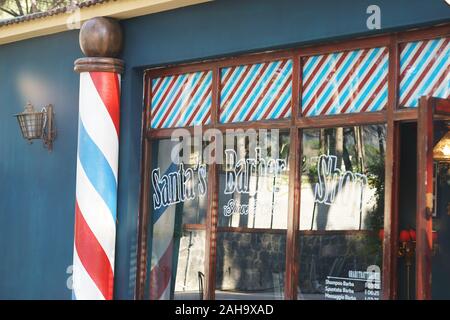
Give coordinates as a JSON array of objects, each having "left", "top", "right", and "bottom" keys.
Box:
[{"left": 135, "top": 23, "right": 450, "bottom": 300}]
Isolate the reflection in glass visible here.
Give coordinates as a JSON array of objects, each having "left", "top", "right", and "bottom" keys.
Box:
[
  {"left": 174, "top": 230, "right": 206, "bottom": 300},
  {"left": 218, "top": 131, "right": 290, "bottom": 229},
  {"left": 147, "top": 139, "right": 207, "bottom": 300},
  {"left": 298, "top": 125, "right": 386, "bottom": 300},
  {"left": 216, "top": 130, "right": 290, "bottom": 299},
  {"left": 215, "top": 232, "right": 286, "bottom": 300}
]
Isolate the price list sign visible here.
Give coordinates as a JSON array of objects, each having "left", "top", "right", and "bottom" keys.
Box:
[{"left": 324, "top": 266, "right": 381, "bottom": 300}]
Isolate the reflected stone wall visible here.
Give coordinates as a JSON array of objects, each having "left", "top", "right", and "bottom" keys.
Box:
[
  {"left": 174, "top": 230, "right": 205, "bottom": 293},
  {"left": 215, "top": 232, "right": 286, "bottom": 292}
]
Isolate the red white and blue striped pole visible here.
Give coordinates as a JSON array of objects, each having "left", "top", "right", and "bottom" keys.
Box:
[{"left": 72, "top": 17, "right": 124, "bottom": 300}]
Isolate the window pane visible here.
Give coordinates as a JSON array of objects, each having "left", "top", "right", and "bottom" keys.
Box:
[
  {"left": 146, "top": 139, "right": 207, "bottom": 300},
  {"left": 215, "top": 232, "right": 286, "bottom": 300},
  {"left": 174, "top": 229, "right": 206, "bottom": 300},
  {"left": 216, "top": 130, "right": 289, "bottom": 299},
  {"left": 149, "top": 70, "right": 212, "bottom": 128},
  {"left": 298, "top": 125, "right": 385, "bottom": 300},
  {"left": 219, "top": 60, "right": 293, "bottom": 123},
  {"left": 302, "top": 48, "right": 388, "bottom": 116},
  {"left": 399, "top": 38, "right": 449, "bottom": 108}
]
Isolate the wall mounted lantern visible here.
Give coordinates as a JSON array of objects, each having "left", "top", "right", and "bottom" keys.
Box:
[
  {"left": 433, "top": 122, "right": 450, "bottom": 162},
  {"left": 14, "top": 102, "right": 56, "bottom": 151}
]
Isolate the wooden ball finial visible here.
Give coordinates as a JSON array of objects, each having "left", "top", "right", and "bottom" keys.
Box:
[{"left": 79, "top": 17, "right": 123, "bottom": 58}]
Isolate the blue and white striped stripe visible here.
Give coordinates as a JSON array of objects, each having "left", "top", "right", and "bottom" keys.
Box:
[
  {"left": 219, "top": 59, "right": 292, "bottom": 123},
  {"left": 72, "top": 72, "right": 119, "bottom": 300},
  {"left": 302, "top": 47, "right": 388, "bottom": 116},
  {"left": 400, "top": 37, "right": 450, "bottom": 107},
  {"left": 150, "top": 71, "right": 212, "bottom": 128}
]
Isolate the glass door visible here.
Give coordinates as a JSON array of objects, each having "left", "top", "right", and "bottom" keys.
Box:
[{"left": 416, "top": 97, "right": 450, "bottom": 299}]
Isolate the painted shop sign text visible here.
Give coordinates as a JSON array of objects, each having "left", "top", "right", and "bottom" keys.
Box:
[
  {"left": 152, "top": 163, "right": 207, "bottom": 209},
  {"left": 223, "top": 148, "right": 287, "bottom": 216},
  {"left": 314, "top": 155, "right": 367, "bottom": 205}
]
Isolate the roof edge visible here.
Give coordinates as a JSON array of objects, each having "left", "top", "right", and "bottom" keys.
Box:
[{"left": 0, "top": 0, "right": 210, "bottom": 45}]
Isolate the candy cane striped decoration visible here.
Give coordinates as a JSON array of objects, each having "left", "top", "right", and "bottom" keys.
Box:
[
  {"left": 72, "top": 71, "right": 120, "bottom": 300},
  {"left": 150, "top": 71, "right": 212, "bottom": 129},
  {"left": 302, "top": 47, "right": 388, "bottom": 116},
  {"left": 400, "top": 37, "right": 450, "bottom": 107},
  {"left": 219, "top": 60, "right": 292, "bottom": 123},
  {"left": 149, "top": 140, "right": 178, "bottom": 300}
]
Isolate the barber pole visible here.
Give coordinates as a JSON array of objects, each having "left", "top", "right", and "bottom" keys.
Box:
[
  {"left": 72, "top": 71, "right": 121, "bottom": 300},
  {"left": 72, "top": 17, "right": 123, "bottom": 301}
]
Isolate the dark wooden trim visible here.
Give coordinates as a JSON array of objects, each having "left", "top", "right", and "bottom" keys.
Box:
[
  {"left": 292, "top": 56, "right": 301, "bottom": 123},
  {"left": 416, "top": 96, "right": 434, "bottom": 300},
  {"left": 147, "top": 125, "right": 214, "bottom": 140},
  {"left": 203, "top": 66, "right": 220, "bottom": 300},
  {"left": 396, "top": 23, "right": 450, "bottom": 43},
  {"left": 74, "top": 57, "right": 124, "bottom": 73},
  {"left": 204, "top": 161, "right": 218, "bottom": 300},
  {"left": 216, "top": 50, "right": 295, "bottom": 69},
  {"left": 135, "top": 137, "right": 151, "bottom": 300},
  {"left": 298, "top": 229, "right": 376, "bottom": 236},
  {"left": 285, "top": 128, "right": 301, "bottom": 300},
  {"left": 296, "top": 111, "right": 386, "bottom": 128},
  {"left": 393, "top": 108, "right": 418, "bottom": 121},
  {"left": 284, "top": 57, "right": 302, "bottom": 300},
  {"left": 217, "top": 226, "right": 286, "bottom": 234},
  {"left": 183, "top": 224, "right": 207, "bottom": 231},
  {"left": 391, "top": 35, "right": 401, "bottom": 113},
  {"left": 135, "top": 72, "right": 153, "bottom": 300},
  {"left": 146, "top": 120, "right": 292, "bottom": 139},
  {"left": 391, "top": 121, "right": 401, "bottom": 300},
  {"left": 434, "top": 97, "right": 450, "bottom": 116},
  {"left": 145, "top": 62, "right": 215, "bottom": 79},
  {"left": 215, "top": 119, "right": 291, "bottom": 131},
  {"left": 381, "top": 34, "right": 399, "bottom": 300},
  {"left": 381, "top": 120, "right": 401, "bottom": 300},
  {"left": 211, "top": 66, "right": 220, "bottom": 127},
  {"left": 297, "top": 35, "right": 391, "bottom": 57},
  {"left": 145, "top": 51, "right": 295, "bottom": 80}
]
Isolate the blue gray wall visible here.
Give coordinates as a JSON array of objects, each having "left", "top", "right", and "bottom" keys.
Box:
[
  {"left": 0, "top": 31, "right": 81, "bottom": 299},
  {"left": 0, "top": 0, "right": 449, "bottom": 299}
]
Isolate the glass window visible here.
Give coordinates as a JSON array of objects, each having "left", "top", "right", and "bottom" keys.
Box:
[
  {"left": 146, "top": 139, "right": 208, "bottom": 300},
  {"left": 399, "top": 38, "right": 449, "bottom": 108},
  {"left": 301, "top": 47, "right": 388, "bottom": 116},
  {"left": 298, "top": 125, "right": 386, "bottom": 300},
  {"left": 215, "top": 130, "right": 290, "bottom": 299},
  {"left": 219, "top": 60, "right": 293, "bottom": 123},
  {"left": 149, "top": 70, "right": 212, "bottom": 128}
]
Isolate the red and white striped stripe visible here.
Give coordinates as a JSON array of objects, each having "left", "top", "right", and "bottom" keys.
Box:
[
  {"left": 219, "top": 60, "right": 293, "bottom": 123},
  {"left": 302, "top": 47, "right": 388, "bottom": 116},
  {"left": 400, "top": 37, "right": 450, "bottom": 107},
  {"left": 150, "top": 71, "right": 212, "bottom": 128},
  {"left": 72, "top": 71, "right": 120, "bottom": 300}
]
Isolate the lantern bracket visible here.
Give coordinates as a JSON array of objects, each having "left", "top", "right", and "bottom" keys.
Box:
[{"left": 42, "top": 104, "right": 56, "bottom": 151}]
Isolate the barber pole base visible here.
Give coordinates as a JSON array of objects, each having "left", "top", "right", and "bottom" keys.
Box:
[{"left": 72, "top": 71, "right": 121, "bottom": 300}]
